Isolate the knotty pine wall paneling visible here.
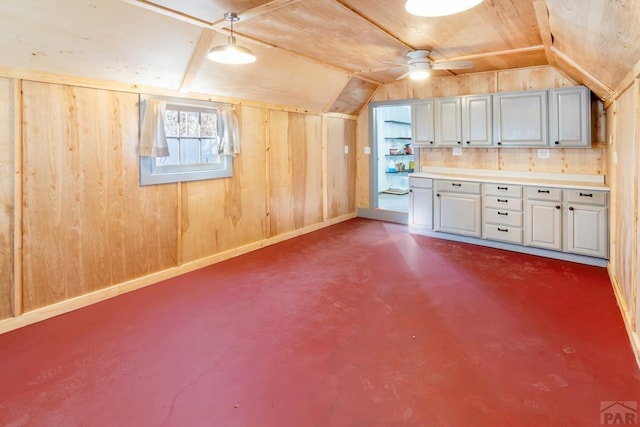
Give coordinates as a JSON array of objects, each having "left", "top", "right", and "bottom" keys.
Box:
[
  {"left": 326, "top": 117, "right": 356, "bottom": 218},
  {"left": 608, "top": 83, "right": 637, "bottom": 326},
  {"left": 21, "top": 82, "right": 179, "bottom": 311},
  {"left": 180, "top": 106, "right": 268, "bottom": 262},
  {"left": 268, "top": 110, "right": 323, "bottom": 236},
  {"left": 0, "top": 78, "right": 14, "bottom": 319}
]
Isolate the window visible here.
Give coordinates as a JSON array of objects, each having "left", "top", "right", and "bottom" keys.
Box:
[{"left": 139, "top": 95, "right": 236, "bottom": 185}]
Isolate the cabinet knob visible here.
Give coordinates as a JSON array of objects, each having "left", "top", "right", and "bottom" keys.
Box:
[
  {"left": 436, "top": 194, "right": 440, "bottom": 197},
  {"left": 569, "top": 206, "right": 574, "bottom": 211},
  {"left": 430, "top": 141, "right": 434, "bottom": 145},
  {"left": 555, "top": 205, "right": 561, "bottom": 209},
  {"left": 466, "top": 141, "right": 470, "bottom": 144},
  {"left": 554, "top": 141, "right": 560, "bottom": 145},
  {"left": 457, "top": 141, "right": 461, "bottom": 144},
  {"left": 497, "top": 142, "right": 502, "bottom": 145}
]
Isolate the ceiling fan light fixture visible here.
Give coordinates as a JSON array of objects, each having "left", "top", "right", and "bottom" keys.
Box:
[
  {"left": 207, "top": 12, "right": 256, "bottom": 65},
  {"left": 409, "top": 69, "right": 430, "bottom": 80},
  {"left": 405, "top": 0, "right": 484, "bottom": 17}
]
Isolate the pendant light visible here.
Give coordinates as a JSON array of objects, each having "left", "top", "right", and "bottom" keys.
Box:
[
  {"left": 207, "top": 12, "right": 256, "bottom": 64},
  {"left": 405, "top": 0, "right": 484, "bottom": 17}
]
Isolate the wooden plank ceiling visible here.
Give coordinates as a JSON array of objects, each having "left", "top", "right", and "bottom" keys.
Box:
[{"left": 0, "top": 0, "right": 639, "bottom": 111}]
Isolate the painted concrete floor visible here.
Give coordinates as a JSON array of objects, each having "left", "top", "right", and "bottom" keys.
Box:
[{"left": 0, "top": 218, "right": 639, "bottom": 426}]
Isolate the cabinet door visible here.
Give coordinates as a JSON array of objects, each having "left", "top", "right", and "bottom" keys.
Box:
[
  {"left": 462, "top": 94, "right": 492, "bottom": 146},
  {"left": 435, "top": 97, "right": 462, "bottom": 147},
  {"left": 567, "top": 205, "right": 608, "bottom": 258},
  {"left": 412, "top": 100, "right": 435, "bottom": 147},
  {"left": 410, "top": 187, "right": 433, "bottom": 229},
  {"left": 549, "top": 86, "right": 591, "bottom": 147},
  {"left": 434, "top": 193, "right": 481, "bottom": 237},
  {"left": 494, "top": 91, "right": 548, "bottom": 147},
  {"left": 525, "top": 200, "right": 562, "bottom": 250}
]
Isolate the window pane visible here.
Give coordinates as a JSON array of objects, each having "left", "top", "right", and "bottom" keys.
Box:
[
  {"left": 164, "top": 110, "right": 179, "bottom": 137},
  {"left": 180, "top": 139, "right": 200, "bottom": 164},
  {"left": 201, "top": 112, "right": 216, "bottom": 137},
  {"left": 155, "top": 138, "right": 180, "bottom": 166},
  {"left": 201, "top": 138, "right": 220, "bottom": 164},
  {"left": 179, "top": 111, "right": 199, "bottom": 137}
]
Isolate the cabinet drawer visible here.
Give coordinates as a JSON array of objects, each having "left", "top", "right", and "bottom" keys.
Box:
[
  {"left": 525, "top": 186, "right": 562, "bottom": 201},
  {"left": 484, "top": 224, "right": 523, "bottom": 244},
  {"left": 484, "top": 196, "right": 523, "bottom": 211},
  {"left": 484, "top": 208, "right": 523, "bottom": 227},
  {"left": 434, "top": 180, "right": 481, "bottom": 194},
  {"left": 483, "top": 184, "right": 523, "bottom": 198},
  {"left": 565, "top": 189, "right": 607, "bottom": 206},
  {"left": 409, "top": 177, "right": 433, "bottom": 189}
]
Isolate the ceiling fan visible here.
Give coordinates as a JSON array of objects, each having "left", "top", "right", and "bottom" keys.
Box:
[{"left": 395, "top": 50, "right": 473, "bottom": 80}]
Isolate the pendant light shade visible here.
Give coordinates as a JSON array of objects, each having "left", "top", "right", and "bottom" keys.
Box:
[
  {"left": 405, "top": 0, "right": 484, "bottom": 17},
  {"left": 207, "top": 12, "right": 256, "bottom": 65}
]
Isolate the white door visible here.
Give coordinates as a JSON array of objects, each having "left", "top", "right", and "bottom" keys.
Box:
[
  {"left": 525, "top": 200, "right": 562, "bottom": 250},
  {"left": 567, "top": 204, "right": 608, "bottom": 258},
  {"left": 410, "top": 187, "right": 433, "bottom": 229},
  {"left": 435, "top": 97, "right": 462, "bottom": 146},
  {"left": 494, "top": 91, "right": 548, "bottom": 147},
  {"left": 463, "top": 94, "right": 492, "bottom": 146},
  {"left": 412, "top": 100, "right": 435, "bottom": 147},
  {"left": 549, "top": 86, "right": 590, "bottom": 147},
  {"left": 434, "top": 193, "right": 481, "bottom": 237}
]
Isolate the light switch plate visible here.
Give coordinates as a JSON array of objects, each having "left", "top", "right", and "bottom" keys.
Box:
[
  {"left": 537, "top": 149, "right": 550, "bottom": 159},
  {"left": 344, "top": 145, "right": 349, "bottom": 154},
  {"left": 452, "top": 147, "right": 462, "bottom": 156},
  {"left": 364, "top": 146, "right": 371, "bottom": 155}
]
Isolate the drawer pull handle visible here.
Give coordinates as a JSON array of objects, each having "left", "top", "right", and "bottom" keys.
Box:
[
  {"left": 497, "top": 186, "right": 508, "bottom": 190},
  {"left": 537, "top": 189, "right": 550, "bottom": 194},
  {"left": 452, "top": 183, "right": 462, "bottom": 187},
  {"left": 497, "top": 198, "right": 508, "bottom": 203},
  {"left": 579, "top": 192, "right": 593, "bottom": 197},
  {"left": 497, "top": 211, "right": 508, "bottom": 216},
  {"left": 498, "top": 227, "right": 508, "bottom": 232},
  {"left": 569, "top": 206, "right": 574, "bottom": 211}
]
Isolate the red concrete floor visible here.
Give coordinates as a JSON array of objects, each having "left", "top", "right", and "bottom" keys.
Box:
[{"left": 1, "top": 218, "right": 639, "bottom": 426}]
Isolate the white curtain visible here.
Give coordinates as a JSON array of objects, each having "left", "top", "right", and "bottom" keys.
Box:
[
  {"left": 217, "top": 107, "right": 240, "bottom": 157},
  {"left": 139, "top": 98, "right": 169, "bottom": 157}
]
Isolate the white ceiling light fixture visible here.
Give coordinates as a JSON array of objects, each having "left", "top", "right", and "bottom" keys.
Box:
[
  {"left": 207, "top": 12, "right": 256, "bottom": 65},
  {"left": 405, "top": 0, "right": 484, "bottom": 17},
  {"left": 408, "top": 61, "right": 431, "bottom": 81}
]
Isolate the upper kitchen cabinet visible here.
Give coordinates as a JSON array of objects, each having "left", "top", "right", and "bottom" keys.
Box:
[
  {"left": 462, "top": 94, "right": 492, "bottom": 147},
  {"left": 548, "top": 86, "right": 591, "bottom": 147},
  {"left": 412, "top": 100, "right": 435, "bottom": 147},
  {"left": 434, "top": 97, "right": 462, "bottom": 147},
  {"left": 493, "top": 90, "right": 548, "bottom": 147}
]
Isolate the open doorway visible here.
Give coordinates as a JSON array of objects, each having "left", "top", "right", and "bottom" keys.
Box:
[{"left": 371, "top": 103, "right": 415, "bottom": 216}]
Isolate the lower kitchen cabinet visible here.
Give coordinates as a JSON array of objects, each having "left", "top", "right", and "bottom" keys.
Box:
[
  {"left": 525, "top": 199, "right": 562, "bottom": 250},
  {"left": 565, "top": 189, "right": 608, "bottom": 258},
  {"left": 409, "top": 177, "right": 433, "bottom": 230},
  {"left": 434, "top": 180, "right": 481, "bottom": 237}
]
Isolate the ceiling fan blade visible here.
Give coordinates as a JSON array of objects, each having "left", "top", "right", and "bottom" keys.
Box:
[
  {"left": 396, "top": 71, "right": 410, "bottom": 80},
  {"left": 432, "top": 60, "right": 473, "bottom": 70}
]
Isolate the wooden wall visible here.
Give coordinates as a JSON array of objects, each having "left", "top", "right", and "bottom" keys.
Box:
[
  {"left": 0, "top": 76, "right": 357, "bottom": 326},
  {"left": 356, "top": 66, "right": 607, "bottom": 209},
  {"left": 606, "top": 78, "right": 640, "bottom": 360},
  {"left": 0, "top": 79, "right": 14, "bottom": 319}
]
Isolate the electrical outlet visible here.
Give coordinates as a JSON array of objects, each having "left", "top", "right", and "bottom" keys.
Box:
[
  {"left": 452, "top": 147, "right": 462, "bottom": 156},
  {"left": 364, "top": 146, "right": 371, "bottom": 155},
  {"left": 614, "top": 151, "right": 618, "bottom": 164},
  {"left": 537, "top": 149, "right": 550, "bottom": 159},
  {"left": 344, "top": 145, "right": 349, "bottom": 154}
]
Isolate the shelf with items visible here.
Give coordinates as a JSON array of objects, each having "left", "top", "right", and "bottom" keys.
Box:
[
  {"left": 385, "top": 153, "right": 414, "bottom": 157},
  {"left": 384, "top": 120, "right": 411, "bottom": 126},
  {"left": 385, "top": 169, "right": 415, "bottom": 174}
]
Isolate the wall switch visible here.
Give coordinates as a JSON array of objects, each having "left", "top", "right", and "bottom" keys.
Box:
[
  {"left": 452, "top": 147, "right": 462, "bottom": 156},
  {"left": 537, "top": 149, "right": 550, "bottom": 159},
  {"left": 364, "top": 146, "right": 371, "bottom": 155},
  {"left": 614, "top": 151, "right": 618, "bottom": 164},
  {"left": 610, "top": 135, "right": 614, "bottom": 145},
  {"left": 344, "top": 145, "right": 349, "bottom": 154}
]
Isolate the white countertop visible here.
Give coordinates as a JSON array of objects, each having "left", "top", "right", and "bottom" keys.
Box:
[{"left": 409, "top": 167, "right": 609, "bottom": 191}]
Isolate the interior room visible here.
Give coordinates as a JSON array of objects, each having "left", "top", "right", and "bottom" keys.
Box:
[{"left": 1, "top": 0, "right": 640, "bottom": 425}]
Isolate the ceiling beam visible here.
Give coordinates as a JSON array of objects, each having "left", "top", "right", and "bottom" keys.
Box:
[
  {"left": 533, "top": 0, "right": 555, "bottom": 63},
  {"left": 438, "top": 45, "right": 546, "bottom": 63},
  {"left": 551, "top": 47, "right": 614, "bottom": 101},
  {"left": 179, "top": 29, "right": 217, "bottom": 93}
]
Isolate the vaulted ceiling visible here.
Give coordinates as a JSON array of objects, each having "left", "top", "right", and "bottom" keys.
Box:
[{"left": 1, "top": 0, "right": 639, "bottom": 113}]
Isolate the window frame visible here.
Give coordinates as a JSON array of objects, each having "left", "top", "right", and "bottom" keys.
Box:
[{"left": 139, "top": 95, "right": 234, "bottom": 186}]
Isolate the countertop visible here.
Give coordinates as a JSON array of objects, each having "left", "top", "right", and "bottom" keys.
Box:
[{"left": 409, "top": 167, "right": 609, "bottom": 191}]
